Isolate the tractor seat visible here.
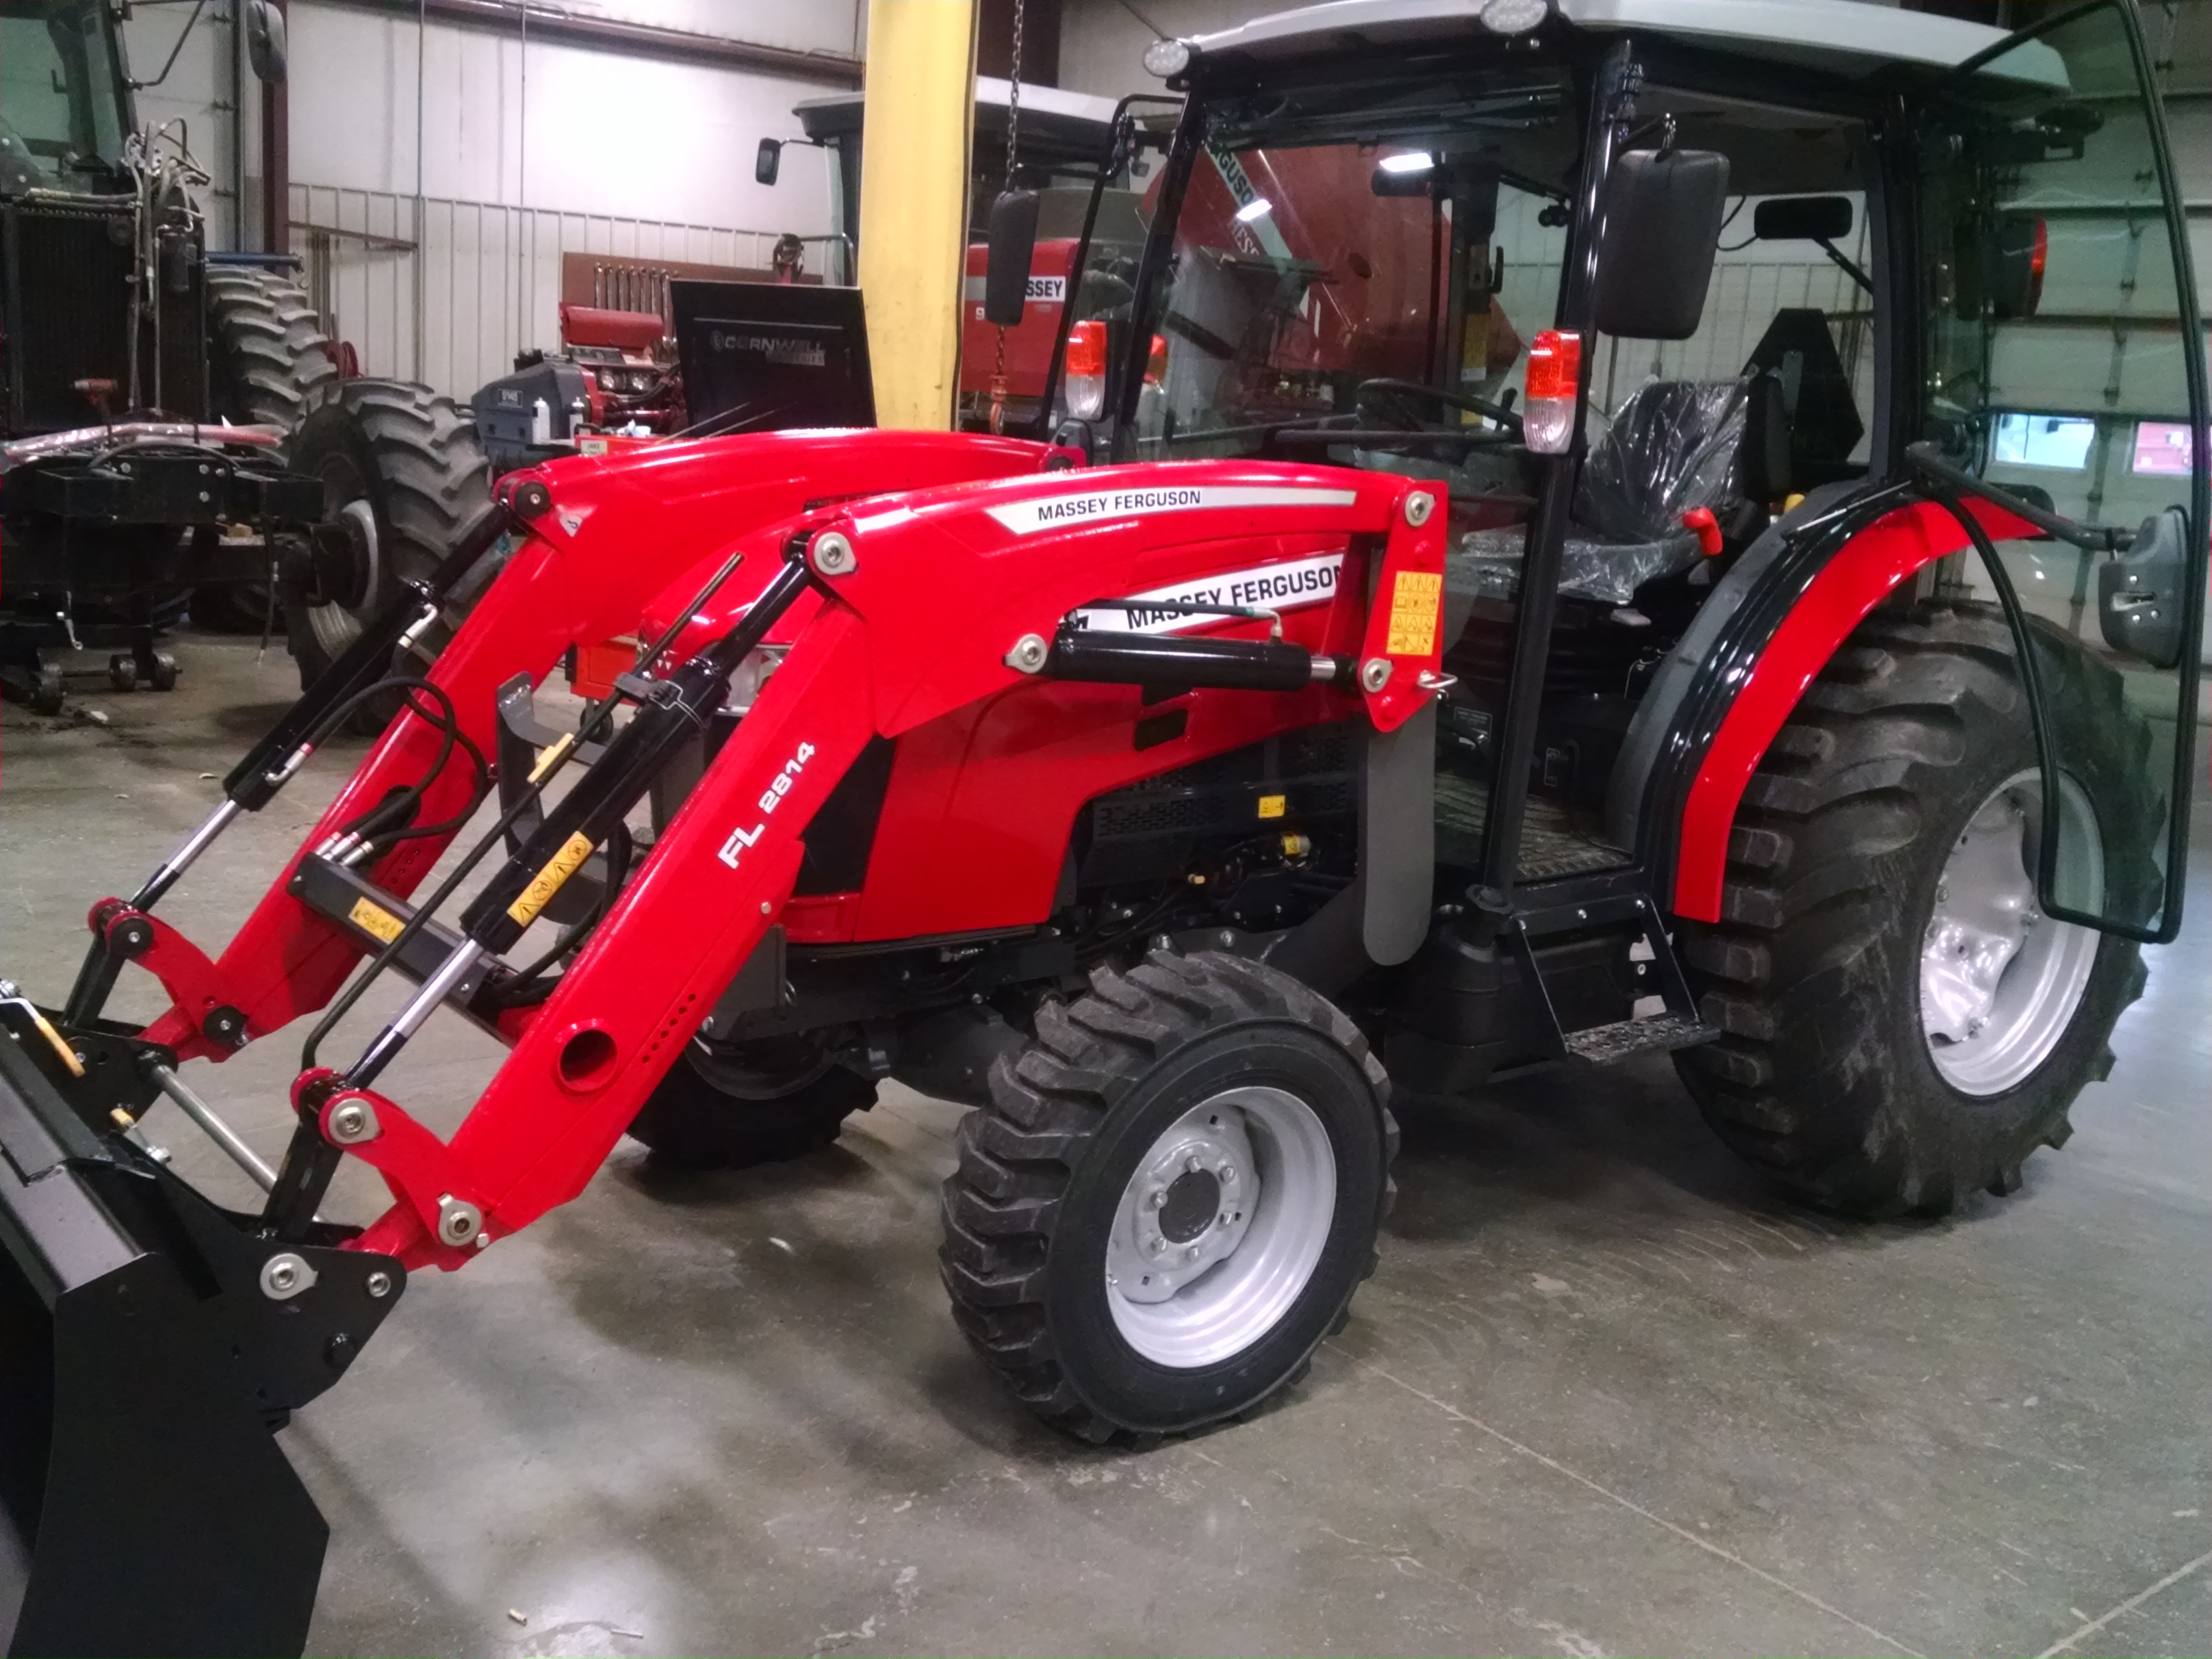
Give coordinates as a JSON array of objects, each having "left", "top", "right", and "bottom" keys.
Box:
[
  {"left": 1444, "top": 374, "right": 1790, "bottom": 614},
  {"left": 1575, "top": 374, "right": 1790, "bottom": 545}
]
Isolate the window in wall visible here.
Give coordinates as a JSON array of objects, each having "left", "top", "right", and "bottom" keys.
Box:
[{"left": 1991, "top": 411, "right": 2097, "bottom": 469}]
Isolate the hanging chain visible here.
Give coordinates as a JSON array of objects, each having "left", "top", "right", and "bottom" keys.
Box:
[{"left": 990, "top": 0, "right": 1026, "bottom": 435}]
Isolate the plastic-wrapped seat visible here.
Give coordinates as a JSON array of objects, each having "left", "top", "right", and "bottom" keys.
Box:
[{"left": 1447, "top": 372, "right": 1790, "bottom": 607}]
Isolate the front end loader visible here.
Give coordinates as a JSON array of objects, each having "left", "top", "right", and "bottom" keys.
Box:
[{"left": 2, "top": 1, "right": 2202, "bottom": 1651}]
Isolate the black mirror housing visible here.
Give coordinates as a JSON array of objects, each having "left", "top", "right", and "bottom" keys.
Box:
[
  {"left": 983, "top": 189, "right": 1040, "bottom": 328},
  {"left": 756, "top": 138, "right": 783, "bottom": 187},
  {"left": 245, "top": 0, "right": 287, "bottom": 84},
  {"left": 1591, "top": 148, "right": 1729, "bottom": 341},
  {"left": 1753, "top": 196, "right": 1853, "bottom": 243}
]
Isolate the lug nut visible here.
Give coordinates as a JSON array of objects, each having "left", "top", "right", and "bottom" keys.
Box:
[
  {"left": 1219, "top": 1166, "right": 1236, "bottom": 1185},
  {"left": 1147, "top": 1187, "right": 1166, "bottom": 1209}
]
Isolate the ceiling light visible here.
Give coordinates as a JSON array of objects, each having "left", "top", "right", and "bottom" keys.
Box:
[
  {"left": 1478, "top": 0, "right": 1549, "bottom": 34},
  {"left": 1235, "top": 197, "right": 1272, "bottom": 223}
]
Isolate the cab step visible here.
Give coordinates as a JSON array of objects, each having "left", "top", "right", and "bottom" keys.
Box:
[{"left": 1562, "top": 1010, "right": 1719, "bottom": 1065}]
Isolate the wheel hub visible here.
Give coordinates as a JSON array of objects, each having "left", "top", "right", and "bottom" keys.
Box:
[
  {"left": 1107, "top": 1107, "right": 1257, "bottom": 1303},
  {"left": 1920, "top": 769, "right": 2103, "bottom": 1096},
  {"left": 1103, "top": 1085, "right": 1339, "bottom": 1370}
]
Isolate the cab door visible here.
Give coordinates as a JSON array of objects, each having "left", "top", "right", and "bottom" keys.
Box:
[{"left": 1914, "top": 0, "right": 2208, "bottom": 942}]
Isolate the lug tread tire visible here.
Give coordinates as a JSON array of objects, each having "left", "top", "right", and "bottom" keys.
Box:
[
  {"left": 940, "top": 950, "right": 1397, "bottom": 1442},
  {"left": 283, "top": 378, "right": 493, "bottom": 697},
  {"left": 1675, "top": 602, "right": 2152, "bottom": 1216},
  {"left": 205, "top": 268, "right": 337, "bottom": 427}
]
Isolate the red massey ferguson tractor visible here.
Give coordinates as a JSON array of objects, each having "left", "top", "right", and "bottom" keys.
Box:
[{"left": 1, "top": 0, "right": 2204, "bottom": 1651}]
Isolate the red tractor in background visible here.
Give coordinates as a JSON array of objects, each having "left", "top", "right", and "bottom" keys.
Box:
[{"left": 1, "top": 2, "right": 2203, "bottom": 1654}]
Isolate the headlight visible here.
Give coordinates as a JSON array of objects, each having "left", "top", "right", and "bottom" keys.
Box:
[
  {"left": 1479, "top": 0, "right": 1549, "bottom": 34},
  {"left": 1142, "top": 37, "right": 1191, "bottom": 77}
]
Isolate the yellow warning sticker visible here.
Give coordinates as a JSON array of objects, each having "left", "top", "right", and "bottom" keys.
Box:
[
  {"left": 348, "top": 895, "right": 404, "bottom": 944},
  {"left": 1385, "top": 569, "right": 1443, "bottom": 658},
  {"left": 506, "top": 831, "right": 595, "bottom": 927},
  {"left": 1257, "top": 793, "right": 1287, "bottom": 820}
]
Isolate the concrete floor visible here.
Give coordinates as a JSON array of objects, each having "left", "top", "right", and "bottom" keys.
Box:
[{"left": 3, "top": 629, "right": 2207, "bottom": 1659}]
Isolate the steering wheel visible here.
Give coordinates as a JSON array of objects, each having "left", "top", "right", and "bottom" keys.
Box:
[{"left": 1354, "top": 377, "right": 1524, "bottom": 438}]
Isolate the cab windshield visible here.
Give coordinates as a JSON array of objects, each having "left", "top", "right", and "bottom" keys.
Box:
[
  {"left": 1128, "top": 69, "right": 1577, "bottom": 501},
  {"left": 0, "top": 0, "right": 129, "bottom": 194}
]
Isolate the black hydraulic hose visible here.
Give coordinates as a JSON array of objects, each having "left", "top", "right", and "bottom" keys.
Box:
[
  {"left": 296, "top": 548, "right": 777, "bottom": 1077},
  {"left": 223, "top": 502, "right": 509, "bottom": 813},
  {"left": 1906, "top": 441, "right": 2129, "bottom": 552},
  {"left": 461, "top": 559, "right": 816, "bottom": 955}
]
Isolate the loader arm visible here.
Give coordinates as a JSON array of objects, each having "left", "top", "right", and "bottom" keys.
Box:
[
  {"left": 305, "top": 460, "right": 1446, "bottom": 1271},
  {"left": 97, "top": 431, "right": 1069, "bottom": 1063}
]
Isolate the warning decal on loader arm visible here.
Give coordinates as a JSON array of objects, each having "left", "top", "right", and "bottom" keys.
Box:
[
  {"left": 506, "top": 832, "right": 596, "bottom": 927},
  {"left": 1385, "top": 569, "right": 1443, "bottom": 658}
]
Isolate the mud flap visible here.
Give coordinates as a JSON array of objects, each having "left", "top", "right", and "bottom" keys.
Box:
[{"left": 0, "top": 1020, "right": 394, "bottom": 1657}]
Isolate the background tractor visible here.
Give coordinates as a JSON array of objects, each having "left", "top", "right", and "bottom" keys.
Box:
[{"left": 0, "top": 0, "right": 487, "bottom": 711}]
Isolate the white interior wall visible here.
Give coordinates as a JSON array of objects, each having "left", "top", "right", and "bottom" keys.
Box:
[
  {"left": 122, "top": 1, "right": 244, "bottom": 250},
  {"left": 285, "top": 2, "right": 845, "bottom": 230}
]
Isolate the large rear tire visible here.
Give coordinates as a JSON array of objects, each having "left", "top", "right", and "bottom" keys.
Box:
[
  {"left": 941, "top": 951, "right": 1396, "bottom": 1441},
  {"left": 1675, "top": 603, "right": 2157, "bottom": 1216},
  {"left": 627, "top": 1036, "right": 877, "bottom": 1169},
  {"left": 194, "top": 268, "right": 337, "bottom": 633},
  {"left": 281, "top": 380, "right": 492, "bottom": 706}
]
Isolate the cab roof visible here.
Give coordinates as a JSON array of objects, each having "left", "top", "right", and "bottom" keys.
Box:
[{"left": 1183, "top": 0, "right": 2062, "bottom": 82}]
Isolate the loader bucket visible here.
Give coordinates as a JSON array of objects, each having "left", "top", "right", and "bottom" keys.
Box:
[{"left": 1, "top": 1017, "right": 398, "bottom": 1658}]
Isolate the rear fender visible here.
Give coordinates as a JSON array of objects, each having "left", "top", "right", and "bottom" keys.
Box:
[{"left": 1660, "top": 494, "right": 2037, "bottom": 923}]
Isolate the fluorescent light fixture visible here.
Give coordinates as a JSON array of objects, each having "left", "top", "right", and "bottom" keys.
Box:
[
  {"left": 1378, "top": 152, "right": 1435, "bottom": 175},
  {"left": 1235, "top": 197, "right": 1273, "bottom": 223}
]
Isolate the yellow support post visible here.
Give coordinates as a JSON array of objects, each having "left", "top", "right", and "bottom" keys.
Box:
[{"left": 858, "top": 1, "right": 978, "bottom": 430}]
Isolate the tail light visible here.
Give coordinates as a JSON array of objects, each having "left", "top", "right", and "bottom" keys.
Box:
[
  {"left": 1144, "top": 331, "right": 1167, "bottom": 387},
  {"left": 1523, "top": 328, "right": 1580, "bottom": 454},
  {"left": 1066, "top": 320, "right": 1107, "bottom": 420}
]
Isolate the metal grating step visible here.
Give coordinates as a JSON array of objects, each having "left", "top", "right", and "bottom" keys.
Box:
[{"left": 1563, "top": 1011, "right": 1721, "bottom": 1065}]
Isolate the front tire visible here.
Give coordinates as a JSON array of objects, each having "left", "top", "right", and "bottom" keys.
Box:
[
  {"left": 627, "top": 1036, "right": 877, "bottom": 1168},
  {"left": 941, "top": 951, "right": 1396, "bottom": 1441},
  {"left": 1676, "top": 603, "right": 2155, "bottom": 1216}
]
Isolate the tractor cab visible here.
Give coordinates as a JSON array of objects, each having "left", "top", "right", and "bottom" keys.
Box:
[
  {"left": 0, "top": 0, "right": 132, "bottom": 198},
  {"left": 997, "top": 0, "right": 2205, "bottom": 967}
]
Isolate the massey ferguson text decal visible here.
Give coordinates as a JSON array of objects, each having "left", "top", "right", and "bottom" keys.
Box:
[
  {"left": 1068, "top": 552, "right": 1344, "bottom": 635},
  {"left": 719, "top": 741, "right": 817, "bottom": 870},
  {"left": 985, "top": 484, "right": 1357, "bottom": 537}
]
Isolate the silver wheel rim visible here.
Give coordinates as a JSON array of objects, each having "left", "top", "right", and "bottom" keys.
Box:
[
  {"left": 1105, "top": 1086, "right": 1336, "bottom": 1370},
  {"left": 1920, "top": 768, "right": 2102, "bottom": 1097}
]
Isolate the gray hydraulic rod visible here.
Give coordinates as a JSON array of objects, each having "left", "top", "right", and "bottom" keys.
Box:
[{"left": 146, "top": 1063, "right": 277, "bottom": 1192}]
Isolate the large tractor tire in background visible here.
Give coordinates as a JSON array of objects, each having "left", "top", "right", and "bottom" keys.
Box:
[
  {"left": 627, "top": 1036, "right": 879, "bottom": 1168},
  {"left": 281, "top": 378, "right": 493, "bottom": 707},
  {"left": 192, "top": 268, "right": 338, "bottom": 632},
  {"left": 1675, "top": 602, "right": 2158, "bottom": 1218},
  {"left": 940, "top": 951, "right": 1397, "bottom": 1441}
]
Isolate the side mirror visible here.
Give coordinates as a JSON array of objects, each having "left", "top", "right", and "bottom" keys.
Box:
[
  {"left": 245, "top": 0, "right": 287, "bottom": 85},
  {"left": 1753, "top": 196, "right": 1852, "bottom": 243},
  {"left": 982, "top": 188, "right": 1040, "bottom": 328},
  {"left": 1591, "top": 148, "right": 1728, "bottom": 340},
  {"left": 755, "top": 138, "right": 782, "bottom": 187}
]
